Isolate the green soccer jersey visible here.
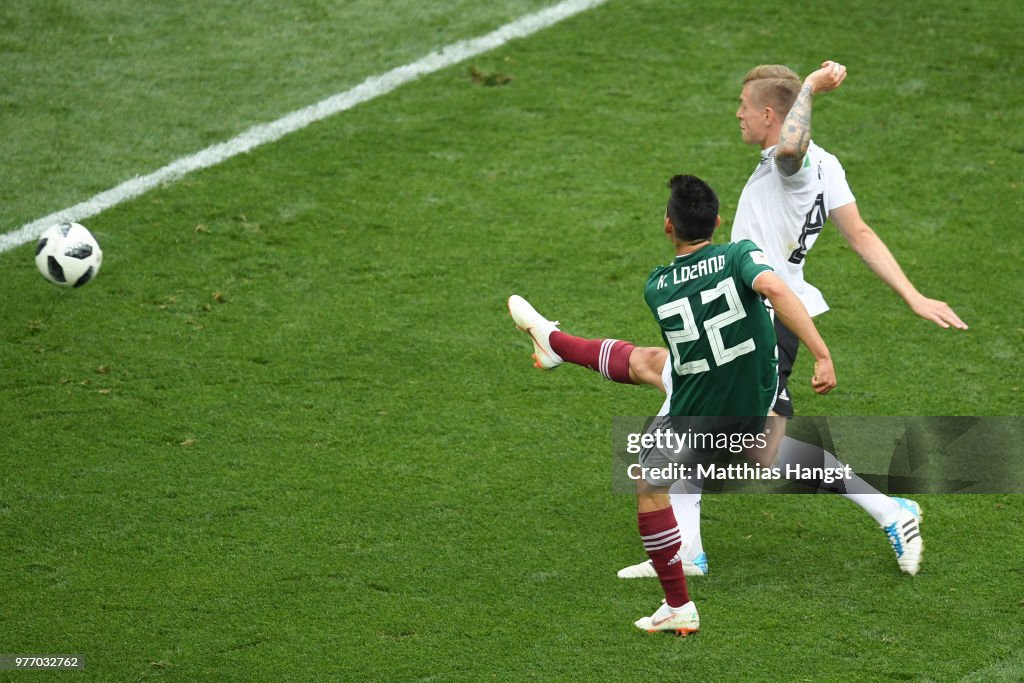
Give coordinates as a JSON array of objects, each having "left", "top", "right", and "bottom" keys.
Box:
[{"left": 644, "top": 240, "right": 778, "bottom": 417}]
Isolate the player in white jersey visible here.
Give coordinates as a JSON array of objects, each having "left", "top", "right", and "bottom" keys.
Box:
[
  {"left": 614, "top": 61, "right": 968, "bottom": 577},
  {"left": 616, "top": 61, "right": 968, "bottom": 578},
  {"left": 516, "top": 61, "right": 963, "bottom": 577},
  {"left": 731, "top": 140, "right": 852, "bottom": 320}
]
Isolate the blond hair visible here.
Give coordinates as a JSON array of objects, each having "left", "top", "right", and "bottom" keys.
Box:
[{"left": 742, "top": 65, "right": 802, "bottom": 118}]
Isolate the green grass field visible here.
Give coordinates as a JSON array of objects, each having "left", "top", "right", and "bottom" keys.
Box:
[{"left": 1, "top": 0, "right": 1022, "bottom": 680}]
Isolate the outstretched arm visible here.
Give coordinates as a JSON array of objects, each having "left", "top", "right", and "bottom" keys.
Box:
[
  {"left": 752, "top": 272, "right": 836, "bottom": 394},
  {"left": 829, "top": 202, "right": 968, "bottom": 329},
  {"left": 775, "top": 60, "right": 848, "bottom": 177}
]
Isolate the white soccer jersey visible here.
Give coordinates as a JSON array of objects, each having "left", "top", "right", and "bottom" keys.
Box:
[{"left": 730, "top": 141, "right": 855, "bottom": 317}]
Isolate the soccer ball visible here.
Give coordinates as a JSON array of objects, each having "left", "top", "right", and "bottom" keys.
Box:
[{"left": 35, "top": 222, "right": 103, "bottom": 288}]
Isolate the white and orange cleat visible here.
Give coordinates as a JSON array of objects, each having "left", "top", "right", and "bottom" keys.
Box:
[
  {"left": 634, "top": 600, "right": 700, "bottom": 636},
  {"left": 507, "top": 295, "right": 562, "bottom": 370}
]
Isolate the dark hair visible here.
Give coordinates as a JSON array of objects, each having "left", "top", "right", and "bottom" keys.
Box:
[{"left": 666, "top": 174, "right": 719, "bottom": 242}]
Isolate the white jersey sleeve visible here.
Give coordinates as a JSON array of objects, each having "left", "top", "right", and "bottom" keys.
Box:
[{"left": 730, "top": 141, "right": 855, "bottom": 317}]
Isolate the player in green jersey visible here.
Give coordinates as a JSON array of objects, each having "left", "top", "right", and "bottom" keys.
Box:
[
  {"left": 514, "top": 61, "right": 930, "bottom": 585},
  {"left": 646, "top": 239, "right": 779, "bottom": 419},
  {"left": 509, "top": 174, "right": 836, "bottom": 634}
]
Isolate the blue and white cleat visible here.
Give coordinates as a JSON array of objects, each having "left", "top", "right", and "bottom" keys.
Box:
[
  {"left": 617, "top": 552, "right": 708, "bottom": 579},
  {"left": 884, "top": 497, "right": 923, "bottom": 575},
  {"left": 634, "top": 600, "right": 700, "bottom": 636},
  {"left": 507, "top": 295, "right": 562, "bottom": 370},
  {"left": 893, "top": 497, "right": 922, "bottom": 522}
]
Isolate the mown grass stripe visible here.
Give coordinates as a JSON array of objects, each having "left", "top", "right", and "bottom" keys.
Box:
[{"left": 0, "top": 0, "right": 607, "bottom": 255}]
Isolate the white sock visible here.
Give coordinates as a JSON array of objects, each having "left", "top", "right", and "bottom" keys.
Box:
[
  {"left": 669, "top": 479, "right": 704, "bottom": 561},
  {"left": 842, "top": 493, "right": 901, "bottom": 526},
  {"left": 775, "top": 436, "right": 900, "bottom": 525}
]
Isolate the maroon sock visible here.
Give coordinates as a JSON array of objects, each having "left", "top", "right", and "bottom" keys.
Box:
[
  {"left": 638, "top": 507, "right": 690, "bottom": 607},
  {"left": 548, "top": 332, "right": 636, "bottom": 384}
]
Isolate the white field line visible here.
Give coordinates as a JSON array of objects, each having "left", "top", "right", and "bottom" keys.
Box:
[{"left": 0, "top": 0, "right": 607, "bottom": 254}]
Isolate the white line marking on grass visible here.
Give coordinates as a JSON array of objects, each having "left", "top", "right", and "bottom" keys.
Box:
[{"left": 0, "top": 0, "right": 607, "bottom": 254}]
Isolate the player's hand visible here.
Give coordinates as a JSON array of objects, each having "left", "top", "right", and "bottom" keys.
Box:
[
  {"left": 811, "top": 357, "right": 837, "bottom": 395},
  {"left": 805, "top": 60, "right": 847, "bottom": 94},
  {"left": 909, "top": 296, "right": 969, "bottom": 329}
]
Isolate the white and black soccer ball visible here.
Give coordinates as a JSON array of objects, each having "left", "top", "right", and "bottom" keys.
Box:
[{"left": 35, "top": 222, "right": 103, "bottom": 288}]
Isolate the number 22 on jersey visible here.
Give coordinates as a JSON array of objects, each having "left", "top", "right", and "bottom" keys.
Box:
[{"left": 656, "top": 276, "right": 756, "bottom": 376}]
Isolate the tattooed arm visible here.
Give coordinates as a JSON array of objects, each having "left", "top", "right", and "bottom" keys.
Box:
[{"left": 775, "top": 61, "right": 848, "bottom": 177}]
